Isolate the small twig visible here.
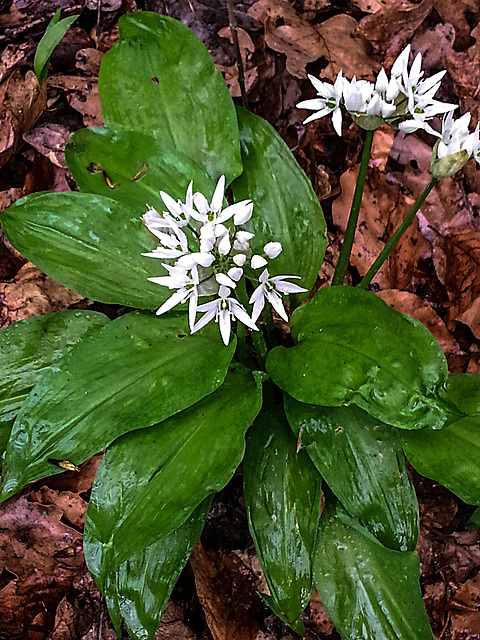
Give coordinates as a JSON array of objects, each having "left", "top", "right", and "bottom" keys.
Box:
[{"left": 226, "top": 0, "right": 248, "bottom": 109}]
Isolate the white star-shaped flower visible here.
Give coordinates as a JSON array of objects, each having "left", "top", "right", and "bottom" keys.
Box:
[{"left": 249, "top": 269, "right": 307, "bottom": 323}]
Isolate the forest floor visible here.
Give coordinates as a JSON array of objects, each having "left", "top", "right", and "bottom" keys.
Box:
[{"left": 1, "top": 0, "right": 480, "bottom": 638}]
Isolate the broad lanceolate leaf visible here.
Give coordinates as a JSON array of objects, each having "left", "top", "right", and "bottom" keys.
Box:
[
  {"left": 401, "top": 374, "right": 480, "bottom": 505},
  {"left": 1, "top": 192, "right": 168, "bottom": 309},
  {"left": 284, "top": 397, "right": 418, "bottom": 551},
  {"left": 232, "top": 107, "right": 327, "bottom": 299},
  {"left": 315, "top": 501, "right": 435, "bottom": 640},
  {"left": 0, "top": 312, "right": 235, "bottom": 503},
  {"left": 105, "top": 498, "right": 212, "bottom": 640},
  {"left": 84, "top": 363, "right": 261, "bottom": 587},
  {"left": 267, "top": 286, "right": 454, "bottom": 430},
  {"left": 98, "top": 12, "right": 242, "bottom": 183},
  {"left": 65, "top": 128, "right": 214, "bottom": 213},
  {"left": 243, "top": 396, "right": 322, "bottom": 634},
  {"left": 34, "top": 8, "right": 79, "bottom": 82},
  {"left": 0, "top": 310, "right": 109, "bottom": 455}
]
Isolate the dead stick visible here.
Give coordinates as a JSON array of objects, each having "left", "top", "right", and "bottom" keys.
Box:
[{"left": 226, "top": 0, "right": 248, "bottom": 109}]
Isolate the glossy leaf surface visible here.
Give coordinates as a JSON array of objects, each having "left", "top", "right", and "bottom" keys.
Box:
[
  {"left": 0, "top": 312, "right": 235, "bottom": 503},
  {"left": 104, "top": 498, "right": 212, "bottom": 640},
  {"left": 243, "top": 397, "right": 322, "bottom": 633},
  {"left": 284, "top": 397, "right": 418, "bottom": 551},
  {"left": 1, "top": 192, "right": 167, "bottom": 309},
  {"left": 65, "top": 128, "right": 214, "bottom": 212},
  {"left": 401, "top": 374, "right": 480, "bottom": 504},
  {"left": 232, "top": 107, "right": 326, "bottom": 298},
  {"left": 99, "top": 13, "right": 242, "bottom": 182},
  {"left": 315, "top": 501, "right": 435, "bottom": 640},
  {"left": 267, "top": 287, "right": 451, "bottom": 430},
  {"left": 84, "top": 364, "right": 261, "bottom": 586},
  {"left": 0, "top": 310, "right": 109, "bottom": 455}
]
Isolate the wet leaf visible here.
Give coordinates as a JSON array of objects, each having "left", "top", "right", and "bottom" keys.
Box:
[
  {"left": 84, "top": 363, "right": 260, "bottom": 585},
  {"left": 99, "top": 12, "right": 242, "bottom": 183},
  {"left": 65, "top": 127, "right": 214, "bottom": 213},
  {"left": 1, "top": 191, "right": 169, "bottom": 309},
  {"left": 0, "top": 312, "right": 235, "bottom": 503},
  {"left": 104, "top": 498, "right": 212, "bottom": 640},
  {"left": 267, "top": 286, "right": 452, "bottom": 430},
  {"left": 0, "top": 309, "right": 109, "bottom": 455},
  {"left": 401, "top": 374, "right": 480, "bottom": 505},
  {"left": 315, "top": 500, "right": 435, "bottom": 640},
  {"left": 243, "top": 397, "right": 322, "bottom": 632},
  {"left": 284, "top": 398, "right": 419, "bottom": 551}
]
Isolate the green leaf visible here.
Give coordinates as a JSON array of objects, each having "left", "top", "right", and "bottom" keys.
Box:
[
  {"left": 284, "top": 397, "right": 418, "bottom": 551},
  {"left": 65, "top": 128, "right": 215, "bottom": 212},
  {"left": 232, "top": 107, "right": 327, "bottom": 299},
  {"left": 1, "top": 191, "right": 169, "bottom": 309},
  {"left": 84, "top": 363, "right": 261, "bottom": 586},
  {"left": 267, "top": 286, "right": 452, "bottom": 430},
  {"left": 243, "top": 395, "right": 322, "bottom": 632},
  {"left": 315, "top": 501, "right": 435, "bottom": 640},
  {"left": 467, "top": 507, "right": 480, "bottom": 530},
  {"left": 0, "top": 310, "right": 109, "bottom": 455},
  {"left": 401, "top": 374, "right": 480, "bottom": 505},
  {"left": 0, "top": 312, "right": 235, "bottom": 503},
  {"left": 98, "top": 12, "right": 242, "bottom": 183},
  {"left": 104, "top": 497, "right": 212, "bottom": 640},
  {"left": 34, "top": 9, "right": 79, "bottom": 83}
]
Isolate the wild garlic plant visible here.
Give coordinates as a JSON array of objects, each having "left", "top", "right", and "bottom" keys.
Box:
[{"left": 1, "top": 12, "right": 480, "bottom": 640}]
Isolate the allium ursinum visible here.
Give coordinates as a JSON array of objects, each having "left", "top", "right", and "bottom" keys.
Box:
[
  {"left": 430, "top": 111, "right": 478, "bottom": 178},
  {"left": 142, "top": 177, "right": 307, "bottom": 345},
  {"left": 297, "top": 44, "right": 456, "bottom": 136}
]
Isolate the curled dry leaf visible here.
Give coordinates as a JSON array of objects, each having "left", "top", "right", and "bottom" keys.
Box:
[
  {"left": 47, "top": 75, "right": 103, "bottom": 127},
  {"left": 0, "top": 493, "right": 84, "bottom": 638},
  {"left": 0, "top": 262, "right": 86, "bottom": 329},
  {"left": 356, "top": 0, "right": 435, "bottom": 60},
  {"left": 190, "top": 540, "right": 259, "bottom": 640},
  {"left": 217, "top": 27, "right": 258, "bottom": 97},
  {"left": 450, "top": 573, "right": 480, "bottom": 635},
  {"left": 433, "top": 228, "right": 480, "bottom": 339},
  {"left": 434, "top": 0, "right": 480, "bottom": 51},
  {"left": 0, "top": 69, "right": 46, "bottom": 169},
  {"left": 23, "top": 123, "right": 71, "bottom": 168},
  {"left": 75, "top": 47, "right": 104, "bottom": 76},
  {"left": 332, "top": 165, "right": 429, "bottom": 289}
]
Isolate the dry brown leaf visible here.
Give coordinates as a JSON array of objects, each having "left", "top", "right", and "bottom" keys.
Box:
[
  {"left": 332, "top": 165, "right": 429, "bottom": 289},
  {"left": 357, "top": 0, "right": 435, "bottom": 61},
  {"left": 0, "top": 262, "right": 86, "bottom": 329},
  {"left": 351, "top": 0, "right": 383, "bottom": 13},
  {"left": 47, "top": 75, "right": 103, "bottom": 128},
  {"left": 0, "top": 69, "right": 46, "bottom": 169},
  {"left": 389, "top": 132, "right": 474, "bottom": 233},
  {"left": 433, "top": 228, "right": 480, "bottom": 339},
  {"left": 434, "top": 0, "right": 480, "bottom": 51},
  {"left": 315, "top": 14, "right": 376, "bottom": 81},
  {"left": 376, "top": 289, "right": 460, "bottom": 368},
  {"left": 0, "top": 493, "right": 84, "bottom": 638},
  {"left": 75, "top": 48, "right": 104, "bottom": 76},
  {"left": 23, "top": 123, "right": 71, "bottom": 168},
  {"left": 445, "top": 22, "right": 480, "bottom": 127},
  {"left": 153, "top": 601, "right": 196, "bottom": 640},
  {"left": 190, "top": 541, "right": 259, "bottom": 640},
  {"left": 308, "top": 587, "right": 335, "bottom": 635},
  {"left": 450, "top": 573, "right": 480, "bottom": 636},
  {"left": 217, "top": 27, "right": 258, "bottom": 97},
  {"left": 30, "top": 487, "right": 87, "bottom": 530},
  {"left": 0, "top": 43, "right": 30, "bottom": 83}
]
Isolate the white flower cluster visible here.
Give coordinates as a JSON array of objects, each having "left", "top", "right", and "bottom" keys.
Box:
[
  {"left": 297, "top": 45, "right": 456, "bottom": 137},
  {"left": 142, "top": 176, "right": 307, "bottom": 345}
]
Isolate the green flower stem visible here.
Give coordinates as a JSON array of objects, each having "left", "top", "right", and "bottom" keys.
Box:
[
  {"left": 332, "top": 129, "right": 374, "bottom": 286},
  {"left": 235, "top": 321, "right": 257, "bottom": 369},
  {"left": 358, "top": 177, "right": 438, "bottom": 289},
  {"left": 262, "top": 302, "right": 277, "bottom": 348},
  {"left": 236, "top": 279, "right": 268, "bottom": 369}
]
